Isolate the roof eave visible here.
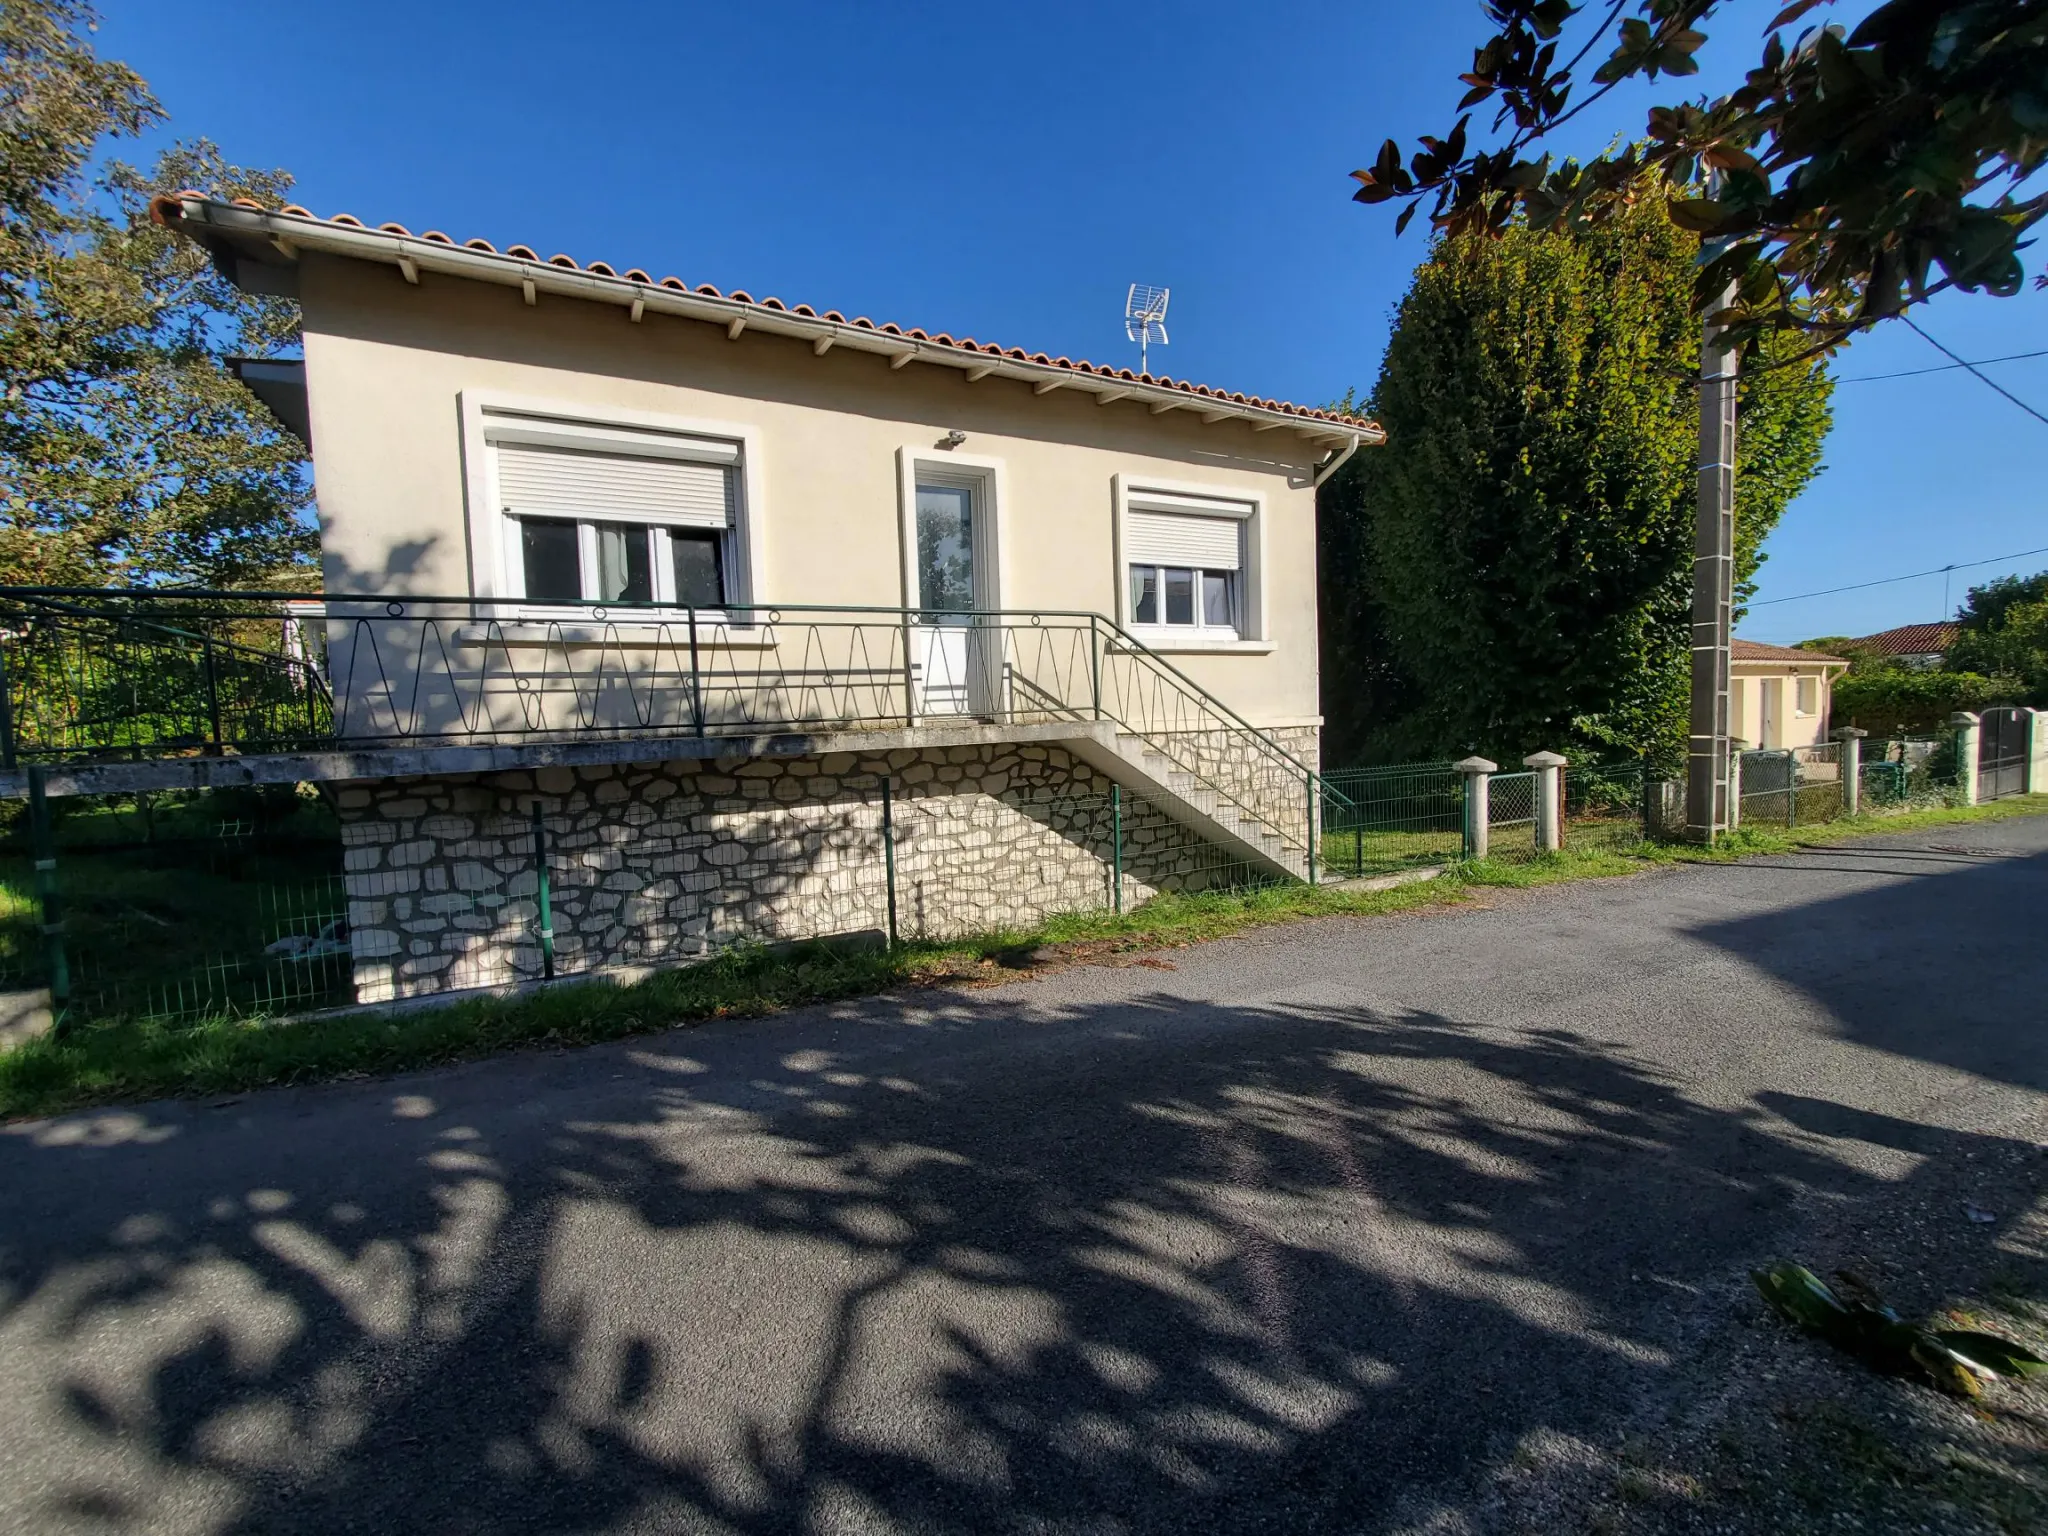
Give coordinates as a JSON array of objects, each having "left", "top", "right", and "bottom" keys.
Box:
[{"left": 162, "top": 197, "right": 1383, "bottom": 450}]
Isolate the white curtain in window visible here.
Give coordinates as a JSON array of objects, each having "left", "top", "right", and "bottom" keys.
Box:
[
  {"left": 497, "top": 443, "right": 734, "bottom": 528},
  {"left": 1126, "top": 510, "right": 1241, "bottom": 570}
]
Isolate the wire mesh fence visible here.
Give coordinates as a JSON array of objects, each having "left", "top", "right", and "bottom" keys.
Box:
[
  {"left": 1860, "top": 735, "right": 1966, "bottom": 810},
  {"left": 1319, "top": 763, "right": 1465, "bottom": 877},
  {"left": 1485, "top": 770, "right": 1539, "bottom": 861},
  {"left": 1563, "top": 760, "right": 1650, "bottom": 853},
  {"left": 2, "top": 775, "right": 1293, "bottom": 1032},
  {"left": 0, "top": 726, "right": 1989, "bottom": 1035}
]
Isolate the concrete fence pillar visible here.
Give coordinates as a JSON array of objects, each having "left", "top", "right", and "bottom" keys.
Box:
[
  {"left": 1456, "top": 756, "right": 1497, "bottom": 861},
  {"left": 2027, "top": 707, "right": 2047, "bottom": 795},
  {"left": 1728, "top": 741, "right": 1745, "bottom": 832},
  {"left": 1832, "top": 726, "right": 1868, "bottom": 816},
  {"left": 1523, "top": 751, "right": 1567, "bottom": 852},
  {"left": 1951, "top": 711, "right": 1981, "bottom": 806}
]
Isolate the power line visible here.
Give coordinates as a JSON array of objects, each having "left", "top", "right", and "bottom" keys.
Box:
[
  {"left": 1834, "top": 347, "right": 2048, "bottom": 384},
  {"left": 1749, "top": 545, "right": 2048, "bottom": 607},
  {"left": 1902, "top": 317, "right": 2048, "bottom": 427}
]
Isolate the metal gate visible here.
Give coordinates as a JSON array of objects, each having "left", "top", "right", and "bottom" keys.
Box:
[{"left": 1978, "top": 707, "right": 2029, "bottom": 801}]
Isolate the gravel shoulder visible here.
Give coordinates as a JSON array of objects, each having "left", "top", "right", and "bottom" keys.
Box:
[{"left": 1, "top": 816, "right": 2045, "bottom": 1534}]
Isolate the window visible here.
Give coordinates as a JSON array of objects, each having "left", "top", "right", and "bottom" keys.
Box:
[
  {"left": 1124, "top": 499, "right": 1245, "bottom": 635},
  {"left": 1794, "top": 675, "right": 1818, "bottom": 716},
  {"left": 492, "top": 426, "right": 740, "bottom": 610},
  {"left": 1129, "top": 564, "right": 1236, "bottom": 629}
]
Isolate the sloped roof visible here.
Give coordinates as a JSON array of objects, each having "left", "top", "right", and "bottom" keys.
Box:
[
  {"left": 1846, "top": 621, "right": 1959, "bottom": 657},
  {"left": 153, "top": 194, "right": 1382, "bottom": 444},
  {"left": 1732, "top": 638, "right": 1849, "bottom": 665}
]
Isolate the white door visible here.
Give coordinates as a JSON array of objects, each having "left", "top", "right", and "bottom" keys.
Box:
[
  {"left": 1760, "top": 678, "right": 1782, "bottom": 749},
  {"left": 914, "top": 481, "right": 979, "bottom": 715}
]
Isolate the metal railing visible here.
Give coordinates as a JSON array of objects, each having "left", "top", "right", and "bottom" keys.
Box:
[{"left": 0, "top": 587, "right": 1333, "bottom": 863}]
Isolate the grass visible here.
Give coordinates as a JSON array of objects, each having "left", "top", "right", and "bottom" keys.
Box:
[{"left": 1, "top": 794, "right": 2042, "bottom": 1122}]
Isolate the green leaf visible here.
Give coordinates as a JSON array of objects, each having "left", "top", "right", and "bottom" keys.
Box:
[
  {"left": 1666, "top": 198, "right": 1731, "bottom": 233},
  {"left": 1932, "top": 1330, "right": 2048, "bottom": 1380},
  {"left": 1754, "top": 1263, "right": 1849, "bottom": 1333}
]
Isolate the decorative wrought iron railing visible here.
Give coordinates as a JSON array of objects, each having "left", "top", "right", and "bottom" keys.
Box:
[{"left": 0, "top": 588, "right": 1341, "bottom": 866}]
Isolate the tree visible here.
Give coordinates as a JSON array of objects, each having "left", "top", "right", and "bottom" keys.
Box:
[
  {"left": 1945, "top": 570, "right": 2048, "bottom": 702},
  {"left": 1350, "top": 1, "right": 2046, "bottom": 350},
  {"left": 1320, "top": 191, "right": 1833, "bottom": 765},
  {"left": 0, "top": 0, "right": 311, "bottom": 588}
]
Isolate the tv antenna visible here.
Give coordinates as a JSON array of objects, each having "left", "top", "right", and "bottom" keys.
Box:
[{"left": 1124, "top": 284, "right": 1170, "bottom": 375}]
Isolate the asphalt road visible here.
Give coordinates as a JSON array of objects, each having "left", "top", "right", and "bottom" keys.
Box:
[{"left": 3, "top": 818, "right": 2046, "bottom": 1535}]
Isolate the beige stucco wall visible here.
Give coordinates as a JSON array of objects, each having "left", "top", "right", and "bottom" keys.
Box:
[
  {"left": 295, "top": 253, "right": 1329, "bottom": 732},
  {"left": 1730, "top": 662, "right": 1841, "bottom": 751}
]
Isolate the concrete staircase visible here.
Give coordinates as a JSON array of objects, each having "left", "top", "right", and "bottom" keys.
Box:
[{"left": 1062, "top": 726, "right": 1310, "bottom": 884}]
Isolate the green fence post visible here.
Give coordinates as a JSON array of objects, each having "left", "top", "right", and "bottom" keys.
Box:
[
  {"left": 1111, "top": 783, "right": 1123, "bottom": 914},
  {"left": 1354, "top": 806, "right": 1363, "bottom": 878},
  {"left": 27, "top": 765, "right": 69, "bottom": 1029},
  {"left": 530, "top": 800, "right": 555, "bottom": 981},
  {"left": 881, "top": 775, "right": 899, "bottom": 946},
  {"left": 1305, "top": 770, "right": 1318, "bottom": 885}
]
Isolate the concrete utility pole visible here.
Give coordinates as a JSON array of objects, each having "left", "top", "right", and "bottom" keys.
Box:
[{"left": 1685, "top": 278, "right": 1738, "bottom": 842}]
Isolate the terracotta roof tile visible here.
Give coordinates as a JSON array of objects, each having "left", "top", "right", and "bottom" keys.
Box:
[
  {"left": 155, "top": 192, "right": 1379, "bottom": 432},
  {"left": 1732, "top": 638, "right": 1848, "bottom": 664},
  {"left": 1847, "top": 621, "right": 1959, "bottom": 657}
]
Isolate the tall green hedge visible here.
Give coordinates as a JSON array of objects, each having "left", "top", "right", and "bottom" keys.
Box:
[
  {"left": 1832, "top": 670, "right": 2025, "bottom": 736},
  {"left": 1320, "top": 193, "right": 1832, "bottom": 767}
]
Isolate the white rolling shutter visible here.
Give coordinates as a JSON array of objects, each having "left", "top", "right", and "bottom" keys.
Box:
[
  {"left": 1127, "top": 510, "right": 1241, "bottom": 571},
  {"left": 496, "top": 442, "right": 734, "bottom": 529}
]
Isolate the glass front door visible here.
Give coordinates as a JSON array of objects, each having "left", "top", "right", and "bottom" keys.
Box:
[{"left": 915, "top": 482, "right": 980, "bottom": 714}]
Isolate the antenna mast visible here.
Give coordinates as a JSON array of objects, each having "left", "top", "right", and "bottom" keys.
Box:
[{"left": 1124, "top": 284, "right": 1170, "bottom": 376}]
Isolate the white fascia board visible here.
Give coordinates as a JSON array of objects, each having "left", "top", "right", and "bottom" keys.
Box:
[{"left": 172, "top": 199, "right": 1383, "bottom": 450}]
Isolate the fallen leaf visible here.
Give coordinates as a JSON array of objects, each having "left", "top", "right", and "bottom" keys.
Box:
[{"left": 1134, "top": 957, "right": 1177, "bottom": 971}]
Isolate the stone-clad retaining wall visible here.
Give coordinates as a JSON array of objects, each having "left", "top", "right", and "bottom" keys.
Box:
[{"left": 334, "top": 734, "right": 1310, "bottom": 1004}]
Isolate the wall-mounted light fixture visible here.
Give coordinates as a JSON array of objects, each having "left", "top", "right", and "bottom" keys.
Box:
[{"left": 939, "top": 429, "right": 967, "bottom": 450}]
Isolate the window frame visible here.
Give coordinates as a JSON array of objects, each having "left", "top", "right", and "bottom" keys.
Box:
[
  {"left": 1793, "top": 674, "right": 1818, "bottom": 717},
  {"left": 1112, "top": 474, "right": 1269, "bottom": 652},
  {"left": 896, "top": 446, "right": 1008, "bottom": 615},
  {"left": 459, "top": 392, "right": 766, "bottom": 627},
  {"left": 1128, "top": 562, "right": 1240, "bottom": 632}
]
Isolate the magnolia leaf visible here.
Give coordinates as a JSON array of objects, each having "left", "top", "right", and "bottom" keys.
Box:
[
  {"left": 1910, "top": 1336, "right": 1985, "bottom": 1397},
  {"left": 1767, "top": 0, "right": 1827, "bottom": 29},
  {"left": 1394, "top": 201, "right": 1419, "bottom": 236},
  {"left": 1754, "top": 1264, "right": 1850, "bottom": 1333},
  {"left": 1933, "top": 1330, "right": 2048, "bottom": 1380},
  {"left": 1666, "top": 198, "right": 1731, "bottom": 233}
]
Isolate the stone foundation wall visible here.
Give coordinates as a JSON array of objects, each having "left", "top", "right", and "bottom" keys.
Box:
[{"left": 336, "top": 740, "right": 1273, "bottom": 1004}]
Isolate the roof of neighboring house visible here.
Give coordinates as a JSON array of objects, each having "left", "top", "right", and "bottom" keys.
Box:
[
  {"left": 1845, "top": 621, "right": 1960, "bottom": 658},
  {"left": 1732, "top": 638, "right": 1849, "bottom": 665},
  {"left": 153, "top": 194, "right": 1383, "bottom": 448}
]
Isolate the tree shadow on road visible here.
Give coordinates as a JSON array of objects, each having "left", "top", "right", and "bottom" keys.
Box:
[{"left": 6, "top": 961, "right": 2045, "bottom": 1535}]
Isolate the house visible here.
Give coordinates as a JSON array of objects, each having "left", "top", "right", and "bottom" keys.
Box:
[
  {"left": 1730, "top": 639, "right": 1849, "bottom": 750},
  {"left": 148, "top": 193, "right": 1380, "bottom": 1003},
  {"left": 1845, "top": 621, "right": 1958, "bottom": 670}
]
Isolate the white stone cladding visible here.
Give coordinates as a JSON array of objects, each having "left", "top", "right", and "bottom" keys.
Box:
[{"left": 332, "top": 730, "right": 1318, "bottom": 1004}]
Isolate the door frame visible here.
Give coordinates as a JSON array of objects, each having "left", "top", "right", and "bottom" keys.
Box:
[{"left": 896, "top": 446, "right": 1009, "bottom": 717}]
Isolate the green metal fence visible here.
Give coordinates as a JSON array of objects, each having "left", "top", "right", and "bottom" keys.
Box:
[
  {"left": 1319, "top": 762, "right": 1466, "bottom": 876},
  {"left": 0, "top": 777, "right": 1290, "bottom": 1032}
]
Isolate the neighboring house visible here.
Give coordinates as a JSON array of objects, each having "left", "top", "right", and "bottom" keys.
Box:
[
  {"left": 1730, "top": 639, "right": 1849, "bottom": 750},
  {"left": 149, "top": 193, "right": 1381, "bottom": 1003},
  {"left": 1845, "top": 621, "right": 1958, "bottom": 671}
]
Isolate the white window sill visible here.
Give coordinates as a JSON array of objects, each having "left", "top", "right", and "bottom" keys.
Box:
[
  {"left": 1115, "top": 630, "right": 1275, "bottom": 655},
  {"left": 452, "top": 618, "right": 775, "bottom": 649}
]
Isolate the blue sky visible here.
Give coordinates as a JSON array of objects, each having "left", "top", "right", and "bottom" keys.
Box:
[{"left": 103, "top": 0, "right": 2044, "bottom": 643}]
